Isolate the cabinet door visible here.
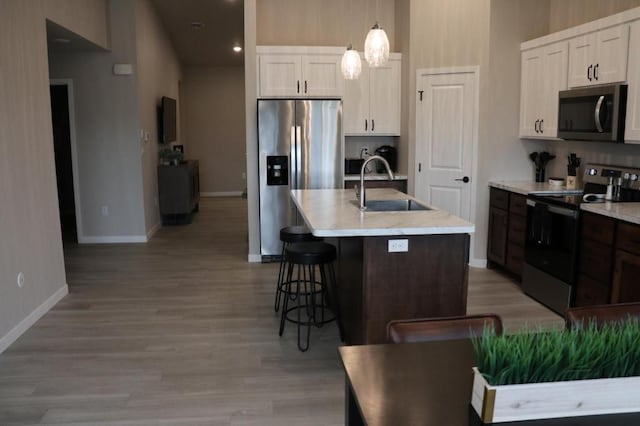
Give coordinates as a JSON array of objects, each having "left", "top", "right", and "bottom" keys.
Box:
[
  {"left": 487, "top": 206, "right": 508, "bottom": 266},
  {"left": 568, "top": 25, "right": 629, "bottom": 88},
  {"left": 519, "top": 48, "right": 544, "bottom": 137},
  {"left": 258, "top": 54, "right": 302, "bottom": 97},
  {"left": 344, "top": 59, "right": 370, "bottom": 135},
  {"left": 302, "top": 54, "right": 343, "bottom": 97},
  {"left": 612, "top": 250, "right": 640, "bottom": 303},
  {"left": 369, "top": 59, "right": 401, "bottom": 135},
  {"left": 592, "top": 24, "right": 629, "bottom": 85},
  {"left": 568, "top": 32, "right": 597, "bottom": 88},
  {"left": 540, "top": 42, "right": 568, "bottom": 137},
  {"left": 625, "top": 20, "right": 640, "bottom": 142}
]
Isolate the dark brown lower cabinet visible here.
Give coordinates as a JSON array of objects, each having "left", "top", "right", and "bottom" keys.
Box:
[
  {"left": 573, "top": 211, "right": 615, "bottom": 307},
  {"left": 612, "top": 250, "right": 640, "bottom": 303},
  {"left": 487, "top": 206, "right": 508, "bottom": 265},
  {"left": 486, "top": 188, "right": 525, "bottom": 279},
  {"left": 575, "top": 273, "right": 611, "bottom": 306}
]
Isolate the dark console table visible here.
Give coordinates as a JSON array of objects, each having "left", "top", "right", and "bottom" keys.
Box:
[
  {"left": 339, "top": 339, "right": 640, "bottom": 426},
  {"left": 158, "top": 160, "right": 199, "bottom": 224}
]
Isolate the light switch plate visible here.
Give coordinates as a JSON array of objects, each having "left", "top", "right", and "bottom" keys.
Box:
[{"left": 388, "top": 239, "right": 409, "bottom": 252}]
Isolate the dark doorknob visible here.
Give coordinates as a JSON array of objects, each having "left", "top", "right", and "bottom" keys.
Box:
[{"left": 455, "top": 176, "right": 470, "bottom": 183}]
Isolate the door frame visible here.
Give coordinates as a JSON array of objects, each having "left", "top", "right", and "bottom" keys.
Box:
[
  {"left": 50, "top": 79, "right": 84, "bottom": 241},
  {"left": 414, "top": 66, "right": 480, "bottom": 264}
]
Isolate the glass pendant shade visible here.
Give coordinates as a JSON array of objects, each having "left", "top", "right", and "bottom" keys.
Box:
[
  {"left": 364, "top": 22, "right": 389, "bottom": 67},
  {"left": 341, "top": 46, "right": 362, "bottom": 79}
]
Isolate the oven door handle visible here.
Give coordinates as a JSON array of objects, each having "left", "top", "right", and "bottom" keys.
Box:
[{"left": 527, "top": 199, "right": 578, "bottom": 218}]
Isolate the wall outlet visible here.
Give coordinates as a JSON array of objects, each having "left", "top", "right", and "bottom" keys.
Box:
[
  {"left": 101, "top": 205, "right": 109, "bottom": 217},
  {"left": 242, "top": 172, "right": 246, "bottom": 180},
  {"left": 388, "top": 239, "right": 409, "bottom": 253},
  {"left": 17, "top": 272, "right": 24, "bottom": 288}
]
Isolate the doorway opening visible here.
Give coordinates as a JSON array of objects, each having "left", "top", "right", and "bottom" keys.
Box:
[{"left": 50, "top": 81, "right": 82, "bottom": 243}]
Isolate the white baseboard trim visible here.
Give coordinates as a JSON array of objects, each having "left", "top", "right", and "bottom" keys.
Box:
[
  {"left": 201, "top": 191, "right": 243, "bottom": 197},
  {"left": 78, "top": 235, "right": 148, "bottom": 244},
  {"left": 248, "top": 253, "right": 262, "bottom": 263},
  {"left": 146, "top": 221, "right": 161, "bottom": 240},
  {"left": 470, "top": 258, "right": 488, "bottom": 268},
  {"left": 0, "top": 284, "right": 68, "bottom": 354}
]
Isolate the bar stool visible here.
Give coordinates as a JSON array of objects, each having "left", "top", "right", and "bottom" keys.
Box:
[
  {"left": 279, "top": 241, "right": 344, "bottom": 351},
  {"left": 274, "top": 226, "right": 318, "bottom": 313}
]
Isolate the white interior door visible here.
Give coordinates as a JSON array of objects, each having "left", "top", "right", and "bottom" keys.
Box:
[{"left": 415, "top": 69, "right": 477, "bottom": 221}]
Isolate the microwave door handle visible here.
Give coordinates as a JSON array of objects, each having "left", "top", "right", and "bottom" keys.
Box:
[{"left": 595, "top": 95, "right": 605, "bottom": 133}]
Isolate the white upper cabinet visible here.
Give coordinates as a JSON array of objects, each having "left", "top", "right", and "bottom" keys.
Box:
[
  {"left": 568, "top": 25, "right": 629, "bottom": 88},
  {"left": 519, "top": 41, "right": 568, "bottom": 138},
  {"left": 257, "top": 48, "right": 343, "bottom": 98},
  {"left": 625, "top": 20, "right": 640, "bottom": 142},
  {"left": 344, "top": 55, "right": 401, "bottom": 136}
]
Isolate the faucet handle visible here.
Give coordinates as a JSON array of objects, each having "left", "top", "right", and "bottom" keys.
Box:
[{"left": 354, "top": 184, "right": 360, "bottom": 200}]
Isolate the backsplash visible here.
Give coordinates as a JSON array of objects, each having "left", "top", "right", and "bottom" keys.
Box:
[
  {"left": 345, "top": 136, "right": 398, "bottom": 159},
  {"left": 539, "top": 139, "right": 640, "bottom": 179}
]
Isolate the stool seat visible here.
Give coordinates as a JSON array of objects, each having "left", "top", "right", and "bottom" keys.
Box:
[
  {"left": 280, "top": 226, "right": 317, "bottom": 244},
  {"left": 286, "top": 242, "right": 336, "bottom": 265}
]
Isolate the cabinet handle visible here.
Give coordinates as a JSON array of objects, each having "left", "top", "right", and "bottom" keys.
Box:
[
  {"left": 594, "top": 63, "right": 599, "bottom": 80},
  {"left": 587, "top": 64, "right": 593, "bottom": 81},
  {"left": 304, "top": 80, "right": 308, "bottom": 93},
  {"left": 534, "top": 119, "right": 540, "bottom": 133},
  {"left": 297, "top": 80, "right": 300, "bottom": 93},
  {"left": 540, "top": 119, "right": 544, "bottom": 133},
  {"left": 372, "top": 119, "right": 375, "bottom": 132},
  {"left": 365, "top": 119, "right": 368, "bottom": 131}
]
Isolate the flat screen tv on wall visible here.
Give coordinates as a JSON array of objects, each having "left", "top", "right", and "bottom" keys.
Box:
[{"left": 158, "top": 96, "right": 177, "bottom": 144}]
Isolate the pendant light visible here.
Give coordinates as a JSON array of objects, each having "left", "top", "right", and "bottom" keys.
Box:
[
  {"left": 364, "top": 0, "right": 389, "bottom": 67},
  {"left": 341, "top": 45, "right": 362, "bottom": 79},
  {"left": 364, "top": 22, "right": 389, "bottom": 67},
  {"left": 341, "top": 0, "right": 362, "bottom": 79}
]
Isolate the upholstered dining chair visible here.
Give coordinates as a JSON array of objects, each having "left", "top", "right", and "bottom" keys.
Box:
[
  {"left": 386, "top": 314, "right": 504, "bottom": 344},
  {"left": 565, "top": 302, "right": 640, "bottom": 329}
]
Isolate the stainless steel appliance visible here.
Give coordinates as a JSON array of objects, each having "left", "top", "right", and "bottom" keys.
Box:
[
  {"left": 522, "top": 163, "right": 640, "bottom": 314},
  {"left": 258, "top": 99, "right": 343, "bottom": 258},
  {"left": 557, "top": 84, "right": 627, "bottom": 142}
]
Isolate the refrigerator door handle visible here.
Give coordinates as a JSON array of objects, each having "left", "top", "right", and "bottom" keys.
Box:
[
  {"left": 294, "top": 125, "right": 302, "bottom": 189},
  {"left": 290, "top": 126, "right": 297, "bottom": 189}
]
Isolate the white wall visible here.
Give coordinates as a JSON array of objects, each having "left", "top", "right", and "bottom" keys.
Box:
[
  {"left": 135, "top": 0, "right": 182, "bottom": 235},
  {"left": 182, "top": 66, "right": 246, "bottom": 194},
  {"left": 0, "top": 0, "right": 108, "bottom": 352},
  {"left": 48, "top": 0, "right": 147, "bottom": 242}
]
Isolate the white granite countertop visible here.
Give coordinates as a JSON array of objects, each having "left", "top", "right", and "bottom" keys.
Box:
[
  {"left": 290, "top": 188, "right": 475, "bottom": 237},
  {"left": 489, "top": 180, "right": 583, "bottom": 196},
  {"left": 580, "top": 202, "right": 640, "bottom": 225},
  {"left": 344, "top": 174, "right": 408, "bottom": 181}
]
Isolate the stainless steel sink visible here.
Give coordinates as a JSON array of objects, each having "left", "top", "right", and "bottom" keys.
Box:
[{"left": 354, "top": 199, "right": 431, "bottom": 212}]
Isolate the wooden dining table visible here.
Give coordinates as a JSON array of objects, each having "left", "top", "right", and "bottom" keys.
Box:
[{"left": 339, "top": 339, "right": 640, "bottom": 426}]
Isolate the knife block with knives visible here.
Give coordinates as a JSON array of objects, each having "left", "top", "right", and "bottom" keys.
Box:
[{"left": 566, "top": 153, "right": 581, "bottom": 189}]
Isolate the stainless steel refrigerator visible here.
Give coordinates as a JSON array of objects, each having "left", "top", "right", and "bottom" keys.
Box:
[{"left": 258, "top": 99, "right": 343, "bottom": 258}]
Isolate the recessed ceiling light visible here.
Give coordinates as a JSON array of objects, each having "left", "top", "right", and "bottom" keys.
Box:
[
  {"left": 233, "top": 45, "right": 242, "bottom": 53},
  {"left": 54, "top": 38, "right": 70, "bottom": 43},
  {"left": 190, "top": 22, "right": 205, "bottom": 29}
]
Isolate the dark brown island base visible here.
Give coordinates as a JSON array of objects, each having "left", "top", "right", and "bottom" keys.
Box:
[{"left": 291, "top": 188, "right": 474, "bottom": 345}]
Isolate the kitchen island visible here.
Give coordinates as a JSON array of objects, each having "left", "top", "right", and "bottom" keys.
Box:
[{"left": 291, "top": 188, "right": 475, "bottom": 344}]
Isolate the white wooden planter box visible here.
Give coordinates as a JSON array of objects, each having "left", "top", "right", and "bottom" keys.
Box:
[{"left": 471, "top": 367, "right": 640, "bottom": 423}]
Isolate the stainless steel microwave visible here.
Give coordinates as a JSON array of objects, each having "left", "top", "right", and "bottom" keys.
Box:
[{"left": 557, "top": 84, "right": 627, "bottom": 142}]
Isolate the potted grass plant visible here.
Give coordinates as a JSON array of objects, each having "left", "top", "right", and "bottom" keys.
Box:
[{"left": 470, "top": 319, "right": 640, "bottom": 423}]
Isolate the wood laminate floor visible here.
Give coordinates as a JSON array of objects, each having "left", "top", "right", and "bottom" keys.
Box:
[{"left": 0, "top": 197, "right": 562, "bottom": 425}]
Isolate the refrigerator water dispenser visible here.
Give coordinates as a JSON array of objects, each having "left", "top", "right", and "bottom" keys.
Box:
[{"left": 266, "top": 155, "right": 288, "bottom": 185}]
